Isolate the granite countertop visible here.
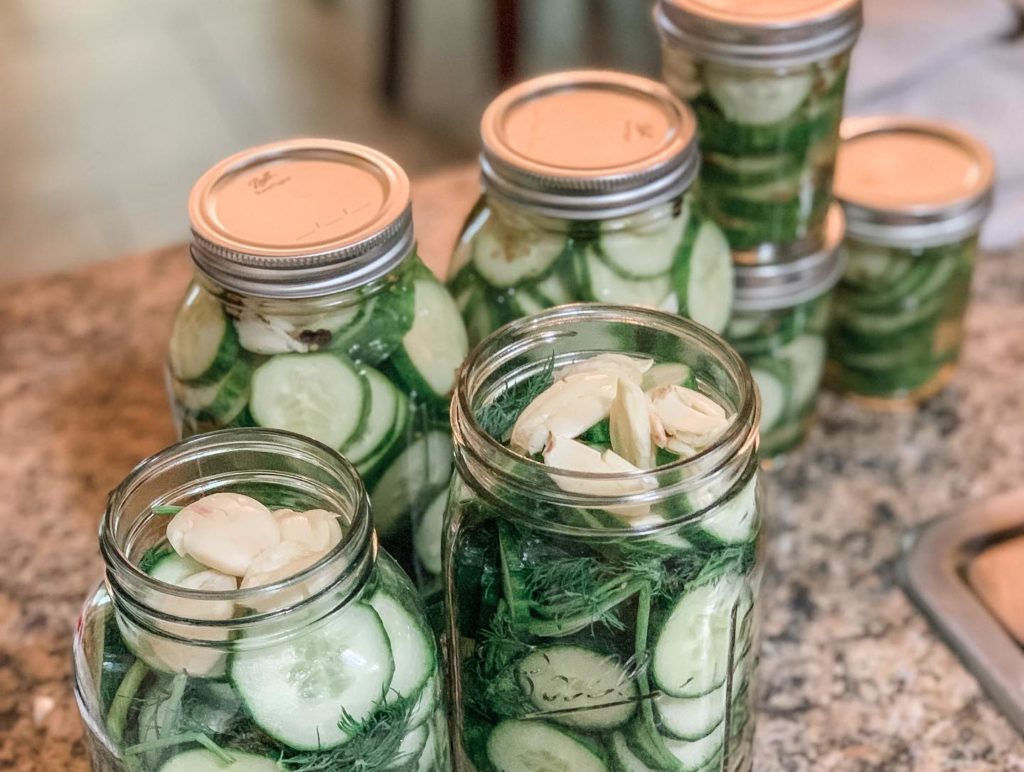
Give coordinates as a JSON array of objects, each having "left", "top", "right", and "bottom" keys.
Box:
[{"left": 1, "top": 166, "right": 1023, "bottom": 771}]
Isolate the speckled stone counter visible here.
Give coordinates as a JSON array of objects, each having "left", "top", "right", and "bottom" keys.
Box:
[{"left": 1, "top": 166, "right": 1022, "bottom": 771}]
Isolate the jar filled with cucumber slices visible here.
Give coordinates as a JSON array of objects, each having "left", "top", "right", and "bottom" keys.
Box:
[
  {"left": 448, "top": 70, "right": 734, "bottom": 345},
  {"left": 827, "top": 118, "right": 994, "bottom": 405},
  {"left": 655, "top": 0, "right": 862, "bottom": 257},
  {"left": 167, "top": 139, "right": 468, "bottom": 585},
  {"left": 726, "top": 205, "right": 844, "bottom": 459},
  {"left": 73, "top": 429, "right": 450, "bottom": 772},
  {"left": 444, "top": 305, "right": 763, "bottom": 772}
]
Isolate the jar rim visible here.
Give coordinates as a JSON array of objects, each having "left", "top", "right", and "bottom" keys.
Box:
[{"left": 451, "top": 304, "right": 760, "bottom": 528}]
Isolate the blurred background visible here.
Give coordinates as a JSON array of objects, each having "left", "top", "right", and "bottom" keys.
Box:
[{"left": 0, "top": 0, "right": 1021, "bottom": 283}]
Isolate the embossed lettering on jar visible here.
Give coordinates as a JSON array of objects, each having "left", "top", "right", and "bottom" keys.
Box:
[
  {"left": 827, "top": 118, "right": 995, "bottom": 405},
  {"left": 72, "top": 429, "right": 451, "bottom": 772},
  {"left": 448, "top": 70, "right": 734, "bottom": 345},
  {"left": 655, "top": 0, "right": 862, "bottom": 257},
  {"left": 166, "top": 140, "right": 469, "bottom": 585},
  {"left": 444, "top": 305, "right": 765, "bottom": 772}
]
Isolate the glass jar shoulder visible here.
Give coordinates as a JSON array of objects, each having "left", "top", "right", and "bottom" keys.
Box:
[{"left": 447, "top": 193, "right": 734, "bottom": 343}]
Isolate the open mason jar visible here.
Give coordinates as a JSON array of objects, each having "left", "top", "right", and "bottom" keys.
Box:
[
  {"left": 448, "top": 70, "right": 734, "bottom": 345},
  {"left": 655, "top": 0, "right": 862, "bottom": 258},
  {"left": 72, "top": 429, "right": 450, "bottom": 772},
  {"left": 726, "top": 205, "right": 845, "bottom": 459},
  {"left": 167, "top": 139, "right": 468, "bottom": 584},
  {"left": 444, "top": 305, "right": 763, "bottom": 772},
  {"left": 827, "top": 118, "right": 995, "bottom": 406}
]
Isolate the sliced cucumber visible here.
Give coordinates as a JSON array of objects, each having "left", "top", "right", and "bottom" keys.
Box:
[
  {"left": 698, "top": 476, "right": 758, "bottom": 545},
  {"left": 530, "top": 269, "right": 573, "bottom": 305},
  {"left": 599, "top": 210, "right": 687, "bottom": 279},
  {"left": 145, "top": 551, "right": 204, "bottom": 585},
  {"left": 394, "top": 722, "right": 430, "bottom": 765},
  {"left": 472, "top": 216, "right": 566, "bottom": 288},
  {"left": 782, "top": 334, "right": 826, "bottom": 410},
  {"left": 655, "top": 683, "right": 726, "bottom": 741},
  {"left": 157, "top": 749, "right": 281, "bottom": 772},
  {"left": 703, "top": 66, "right": 814, "bottom": 125},
  {"left": 583, "top": 248, "right": 673, "bottom": 308},
  {"left": 250, "top": 352, "right": 369, "bottom": 450},
  {"left": 368, "top": 591, "right": 434, "bottom": 703},
  {"left": 662, "top": 722, "right": 724, "bottom": 770},
  {"left": 331, "top": 280, "right": 415, "bottom": 366},
  {"left": 169, "top": 285, "right": 239, "bottom": 384},
  {"left": 414, "top": 487, "right": 448, "bottom": 577},
  {"left": 172, "top": 356, "right": 252, "bottom": 425},
  {"left": 370, "top": 431, "right": 453, "bottom": 537},
  {"left": 230, "top": 603, "right": 394, "bottom": 750},
  {"left": 610, "top": 731, "right": 658, "bottom": 772},
  {"left": 653, "top": 571, "right": 746, "bottom": 698},
  {"left": 750, "top": 365, "right": 788, "bottom": 432},
  {"left": 390, "top": 278, "right": 469, "bottom": 402},
  {"left": 517, "top": 645, "right": 638, "bottom": 730},
  {"left": 677, "top": 220, "right": 733, "bottom": 334},
  {"left": 343, "top": 366, "right": 408, "bottom": 465},
  {"left": 408, "top": 676, "right": 439, "bottom": 728},
  {"left": 486, "top": 720, "right": 608, "bottom": 772}
]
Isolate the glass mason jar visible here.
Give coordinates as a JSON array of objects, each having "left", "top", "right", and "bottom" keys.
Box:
[
  {"left": 72, "top": 429, "right": 451, "bottom": 772},
  {"left": 444, "top": 305, "right": 764, "bottom": 772},
  {"left": 726, "top": 205, "right": 845, "bottom": 459},
  {"left": 827, "top": 118, "right": 995, "bottom": 405},
  {"left": 655, "top": 0, "right": 862, "bottom": 258},
  {"left": 448, "top": 70, "right": 734, "bottom": 346},
  {"left": 166, "top": 139, "right": 468, "bottom": 586}
]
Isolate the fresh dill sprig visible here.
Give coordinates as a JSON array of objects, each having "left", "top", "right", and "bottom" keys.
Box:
[
  {"left": 475, "top": 353, "right": 555, "bottom": 443},
  {"left": 151, "top": 505, "right": 183, "bottom": 516},
  {"left": 478, "top": 601, "right": 533, "bottom": 677}
]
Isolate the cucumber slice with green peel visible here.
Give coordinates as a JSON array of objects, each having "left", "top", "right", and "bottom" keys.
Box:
[
  {"left": 662, "top": 722, "right": 724, "bottom": 771},
  {"left": 703, "top": 67, "right": 814, "bottom": 125},
  {"left": 582, "top": 248, "right": 673, "bottom": 308},
  {"left": 408, "top": 676, "right": 439, "bottom": 728},
  {"left": 169, "top": 285, "right": 239, "bottom": 384},
  {"left": 781, "top": 334, "right": 826, "bottom": 411},
  {"left": 530, "top": 269, "right": 574, "bottom": 305},
  {"left": 370, "top": 431, "right": 453, "bottom": 537},
  {"left": 610, "top": 731, "right": 658, "bottom": 772},
  {"left": 172, "top": 356, "right": 252, "bottom": 425},
  {"left": 510, "top": 288, "right": 549, "bottom": 317},
  {"left": 598, "top": 210, "right": 688, "bottom": 279},
  {"left": 461, "top": 285, "right": 502, "bottom": 346},
  {"left": 249, "top": 352, "right": 369, "bottom": 450},
  {"left": 676, "top": 221, "right": 733, "bottom": 334},
  {"left": 355, "top": 394, "right": 411, "bottom": 481},
  {"left": 516, "top": 645, "right": 639, "bottom": 730},
  {"left": 842, "top": 246, "right": 910, "bottom": 289},
  {"left": 230, "top": 603, "right": 394, "bottom": 751},
  {"left": 472, "top": 217, "right": 567, "bottom": 288},
  {"left": 486, "top": 720, "right": 609, "bottom": 772},
  {"left": 343, "top": 366, "right": 407, "bottom": 464},
  {"left": 393, "top": 722, "right": 430, "bottom": 766},
  {"left": 330, "top": 281, "right": 416, "bottom": 366},
  {"left": 390, "top": 278, "right": 469, "bottom": 402},
  {"left": 750, "top": 365, "right": 788, "bottom": 432},
  {"left": 653, "top": 571, "right": 746, "bottom": 698},
  {"left": 414, "top": 487, "right": 448, "bottom": 577},
  {"left": 702, "top": 152, "right": 803, "bottom": 186},
  {"left": 368, "top": 591, "right": 434, "bottom": 703},
  {"left": 157, "top": 749, "right": 282, "bottom": 772},
  {"left": 697, "top": 476, "right": 758, "bottom": 546},
  {"left": 655, "top": 684, "right": 726, "bottom": 742},
  {"left": 145, "top": 551, "right": 204, "bottom": 585}
]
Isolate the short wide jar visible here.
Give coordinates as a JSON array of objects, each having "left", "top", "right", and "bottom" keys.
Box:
[
  {"left": 167, "top": 140, "right": 468, "bottom": 585},
  {"left": 655, "top": 0, "right": 862, "bottom": 257},
  {"left": 448, "top": 70, "right": 734, "bottom": 345},
  {"left": 444, "top": 306, "right": 764, "bottom": 772},
  {"left": 827, "top": 118, "right": 995, "bottom": 405},
  {"left": 72, "top": 429, "right": 450, "bottom": 772},
  {"left": 727, "top": 205, "right": 845, "bottom": 459}
]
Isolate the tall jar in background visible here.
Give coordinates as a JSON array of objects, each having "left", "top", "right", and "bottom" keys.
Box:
[
  {"left": 165, "top": 140, "right": 468, "bottom": 586},
  {"left": 72, "top": 429, "right": 450, "bottom": 772},
  {"left": 445, "top": 305, "right": 764, "bottom": 772},
  {"left": 448, "top": 70, "right": 734, "bottom": 345},
  {"left": 827, "top": 118, "right": 995, "bottom": 406},
  {"left": 655, "top": 0, "right": 862, "bottom": 258},
  {"left": 727, "top": 205, "right": 845, "bottom": 459}
]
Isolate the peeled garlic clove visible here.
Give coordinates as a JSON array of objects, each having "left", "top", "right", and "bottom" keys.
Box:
[
  {"left": 642, "top": 362, "right": 693, "bottom": 392},
  {"left": 649, "top": 384, "right": 730, "bottom": 437},
  {"left": 543, "top": 435, "right": 654, "bottom": 509},
  {"left": 167, "top": 493, "right": 281, "bottom": 577},
  {"left": 510, "top": 372, "right": 618, "bottom": 454},
  {"left": 609, "top": 378, "right": 654, "bottom": 468},
  {"left": 558, "top": 353, "right": 653, "bottom": 384},
  {"left": 241, "top": 540, "right": 325, "bottom": 590},
  {"left": 274, "top": 508, "right": 343, "bottom": 553},
  {"left": 665, "top": 436, "right": 699, "bottom": 458}
]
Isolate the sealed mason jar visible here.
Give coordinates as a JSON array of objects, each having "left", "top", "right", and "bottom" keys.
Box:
[
  {"left": 72, "top": 429, "right": 450, "bottom": 772},
  {"left": 444, "top": 305, "right": 763, "bottom": 772},
  {"left": 166, "top": 139, "right": 468, "bottom": 584},
  {"left": 655, "top": 0, "right": 862, "bottom": 257},
  {"left": 448, "top": 70, "right": 734, "bottom": 345},
  {"left": 726, "top": 205, "right": 844, "bottom": 459},
  {"left": 827, "top": 118, "right": 995, "bottom": 405}
]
